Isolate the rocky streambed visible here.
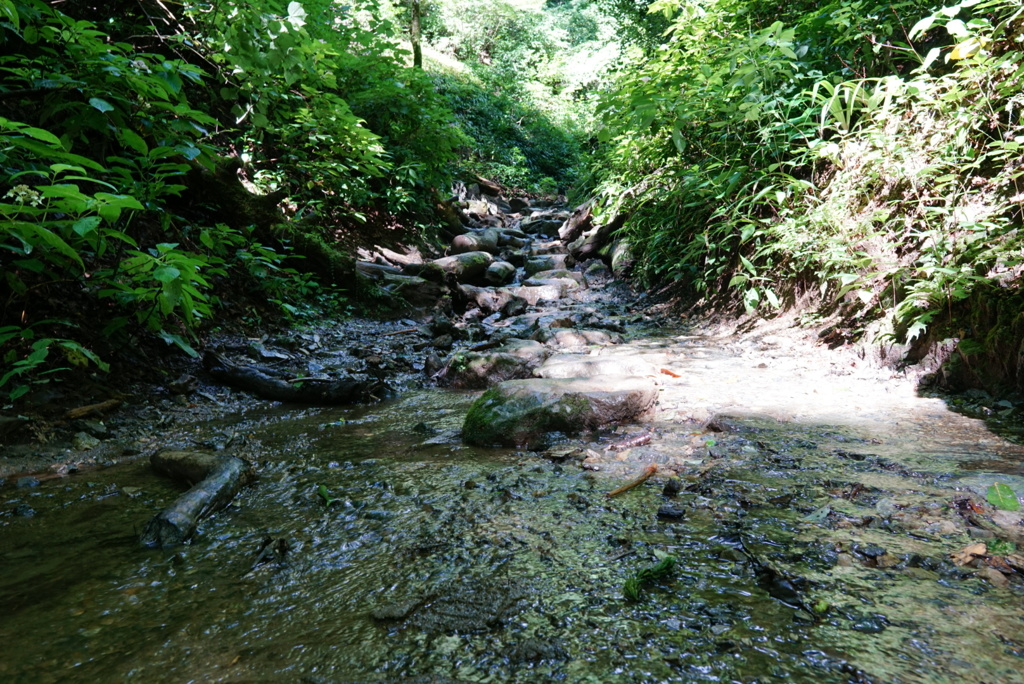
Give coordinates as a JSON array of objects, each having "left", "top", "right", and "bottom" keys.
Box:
[{"left": 4, "top": 190, "right": 1024, "bottom": 682}]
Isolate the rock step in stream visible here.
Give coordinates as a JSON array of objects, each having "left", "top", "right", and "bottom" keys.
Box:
[{"left": 356, "top": 186, "right": 662, "bottom": 457}]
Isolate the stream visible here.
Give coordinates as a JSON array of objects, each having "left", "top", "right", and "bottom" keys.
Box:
[{"left": 4, "top": 201, "right": 1024, "bottom": 682}]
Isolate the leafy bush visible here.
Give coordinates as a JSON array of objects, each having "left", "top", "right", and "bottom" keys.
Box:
[{"left": 589, "top": 0, "right": 1024, "bottom": 355}]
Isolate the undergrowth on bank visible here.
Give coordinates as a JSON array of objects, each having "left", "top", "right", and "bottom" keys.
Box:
[
  {"left": 590, "top": 0, "right": 1024, "bottom": 356},
  {"left": 0, "top": 0, "right": 621, "bottom": 404}
]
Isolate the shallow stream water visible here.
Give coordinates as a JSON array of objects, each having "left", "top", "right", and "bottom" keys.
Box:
[{"left": 4, "top": 323, "right": 1024, "bottom": 683}]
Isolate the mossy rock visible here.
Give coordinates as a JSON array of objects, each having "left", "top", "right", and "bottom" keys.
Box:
[
  {"left": 462, "top": 377, "right": 658, "bottom": 448},
  {"left": 444, "top": 341, "right": 549, "bottom": 389}
]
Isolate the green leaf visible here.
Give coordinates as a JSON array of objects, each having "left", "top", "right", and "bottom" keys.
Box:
[
  {"left": 152, "top": 265, "right": 181, "bottom": 283},
  {"left": 19, "top": 126, "right": 62, "bottom": 146},
  {"left": 120, "top": 129, "right": 148, "bottom": 155},
  {"left": 987, "top": 483, "right": 1020, "bottom": 511},
  {"left": 6, "top": 221, "right": 84, "bottom": 270},
  {"left": 671, "top": 127, "right": 686, "bottom": 154},
  {"left": 89, "top": 98, "right": 115, "bottom": 113},
  {"left": 317, "top": 484, "right": 340, "bottom": 507},
  {"left": 72, "top": 216, "right": 101, "bottom": 237},
  {"left": 156, "top": 330, "right": 199, "bottom": 357},
  {"left": 0, "top": 1, "right": 20, "bottom": 30}
]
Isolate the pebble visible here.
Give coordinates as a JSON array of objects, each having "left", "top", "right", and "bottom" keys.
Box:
[
  {"left": 16, "top": 476, "right": 39, "bottom": 488},
  {"left": 851, "top": 616, "right": 887, "bottom": 633},
  {"left": 875, "top": 553, "right": 900, "bottom": 569},
  {"left": 13, "top": 504, "right": 35, "bottom": 517},
  {"left": 657, "top": 503, "right": 686, "bottom": 520},
  {"left": 978, "top": 566, "right": 1010, "bottom": 588},
  {"left": 835, "top": 553, "right": 856, "bottom": 567}
]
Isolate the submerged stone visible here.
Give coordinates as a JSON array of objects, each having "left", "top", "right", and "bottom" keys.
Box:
[{"left": 462, "top": 376, "right": 658, "bottom": 447}]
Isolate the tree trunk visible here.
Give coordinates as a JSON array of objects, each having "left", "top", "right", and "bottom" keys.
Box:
[{"left": 411, "top": 0, "right": 423, "bottom": 69}]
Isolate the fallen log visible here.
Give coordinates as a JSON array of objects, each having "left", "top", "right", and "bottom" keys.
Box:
[
  {"left": 65, "top": 398, "right": 121, "bottom": 420},
  {"left": 204, "top": 351, "right": 384, "bottom": 403},
  {"left": 140, "top": 450, "right": 255, "bottom": 548}
]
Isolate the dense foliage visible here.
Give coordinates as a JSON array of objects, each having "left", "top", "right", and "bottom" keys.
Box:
[
  {"left": 590, "top": 0, "right": 1024, "bottom": 365},
  {"left": 0, "top": 0, "right": 624, "bottom": 402},
  {"left": 6, "top": 0, "right": 1023, "bottom": 402}
]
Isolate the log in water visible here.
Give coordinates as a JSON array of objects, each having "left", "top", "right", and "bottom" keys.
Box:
[{"left": 139, "top": 451, "right": 255, "bottom": 548}]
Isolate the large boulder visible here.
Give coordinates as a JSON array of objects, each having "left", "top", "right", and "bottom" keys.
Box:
[
  {"left": 381, "top": 273, "right": 444, "bottom": 307},
  {"left": 443, "top": 340, "right": 550, "bottom": 389},
  {"left": 356, "top": 261, "right": 402, "bottom": 279},
  {"left": 531, "top": 269, "right": 587, "bottom": 287},
  {"left": 431, "top": 251, "right": 494, "bottom": 284},
  {"left": 496, "top": 228, "right": 529, "bottom": 247},
  {"left": 520, "top": 217, "right": 564, "bottom": 236},
  {"left": 610, "top": 240, "right": 635, "bottom": 277},
  {"left": 465, "top": 198, "right": 495, "bottom": 216},
  {"left": 462, "top": 376, "right": 659, "bottom": 447},
  {"left": 530, "top": 240, "right": 567, "bottom": 256},
  {"left": 452, "top": 229, "right": 500, "bottom": 255},
  {"left": 522, "top": 277, "right": 583, "bottom": 297},
  {"left": 568, "top": 213, "right": 627, "bottom": 262}
]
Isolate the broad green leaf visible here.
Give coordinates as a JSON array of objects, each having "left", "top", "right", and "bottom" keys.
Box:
[
  {"left": 7, "top": 137, "right": 105, "bottom": 171},
  {"left": 0, "top": 1, "right": 20, "bottom": 30},
  {"left": 89, "top": 97, "right": 115, "bottom": 113},
  {"left": 38, "top": 184, "right": 85, "bottom": 200},
  {"left": 987, "top": 482, "right": 1020, "bottom": 511},
  {"left": 72, "top": 216, "right": 101, "bottom": 237},
  {"left": 157, "top": 330, "right": 199, "bottom": 357},
  {"left": 120, "top": 129, "right": 148, "bottom": 155},
  {"left": 152, "top": 265, "right": 180, "bottom": 283},
  {"left": 7, "top": 221, "right": 84, "bottom": 270},
  {"left": 671, "top": 127, "right": 686, "bottom": 154},
  {"left": 20, "top": 126, "right": 62, "bottom": 146}
]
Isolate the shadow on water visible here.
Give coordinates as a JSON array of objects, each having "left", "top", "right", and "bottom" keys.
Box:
[{"left": 4, "top": 382, "right": 1024, "bottom": 682}]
